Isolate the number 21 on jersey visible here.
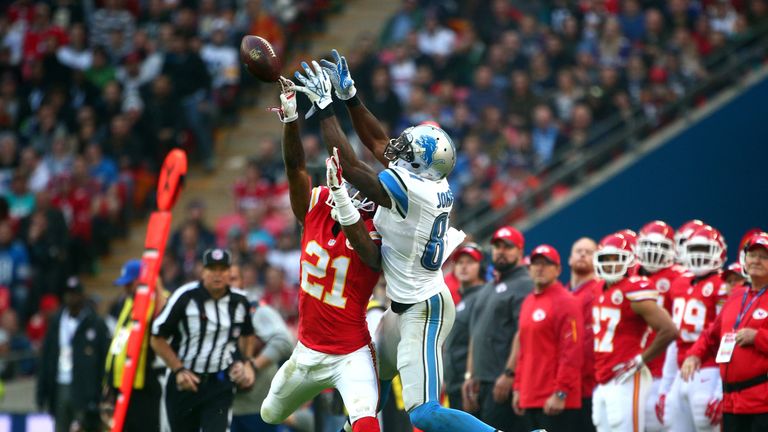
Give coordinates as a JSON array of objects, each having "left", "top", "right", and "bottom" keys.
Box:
[
  {"left": 301, "top": 241, "right": 350, "bottom": 308},
  {"left": 593, "top": 306, "right": 621, "bottom": 352}
]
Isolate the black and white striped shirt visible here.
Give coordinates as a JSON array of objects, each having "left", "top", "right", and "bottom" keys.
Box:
[{"left": 152, "top": 281, "right": 254, "bottom": 374}]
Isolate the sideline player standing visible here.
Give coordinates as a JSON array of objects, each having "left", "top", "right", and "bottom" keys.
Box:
[
  {"left": 661, "top": 225, "right": 728, "bottom": 432},
  {"left": 591, "top": 233, "right": 677, "bottom": 432},
  {"left": 292, "top": 56, "right": 501, "bottom": 432},
  {"left": 633, "top": 221, "right": 685, "bottom": 432},
  {"left": 259, "top": 78, "right": 381, "bottom": 432}
]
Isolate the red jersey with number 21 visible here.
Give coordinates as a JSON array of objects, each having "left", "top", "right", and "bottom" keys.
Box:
[
  {"left": 297, "top": 187, "right": 382, "bottom": 355},
  {"left": 593, "top": 276, "right": 658, "bottom": 384}
]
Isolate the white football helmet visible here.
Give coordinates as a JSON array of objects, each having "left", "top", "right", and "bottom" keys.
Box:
[
  {"left": 594, "top": 233, "right": 636, "bottom": 283},
  {"left": 384, "top": 124, "right": 456, "bottom": 181},
  {"left": 685, "top": 225, "right": 726, "bottom": 276}
]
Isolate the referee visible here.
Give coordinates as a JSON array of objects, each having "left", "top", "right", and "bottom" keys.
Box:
[{"left": 151, "top": 248, "right": 256, "bottom": 431}]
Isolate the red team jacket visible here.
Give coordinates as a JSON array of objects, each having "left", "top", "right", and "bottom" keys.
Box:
[
  {"left": 570, "top": 278, "right": 603, "bottom": 397},
  {"left": 297, "top": 187, "right": 382, "bottom": 355},
  {"left": 641, "top": 265, "right": 685, "bottom": 377},
  {"left": 689, "top": 284, "right": 768, "bottom": 414},
  {"left": 593, "top": 276, "right": 658, "bottom": 384},
  {"left": 669, "top": 271, "right": 728, "bottom": 368},
  {"left": 515, "top": 281, "right": 583, "bottom": 408}
]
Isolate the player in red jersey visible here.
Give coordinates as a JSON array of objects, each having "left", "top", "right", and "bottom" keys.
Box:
[
  {"left": 633, "top": 221, "right": 685, "bottom": 431},
  {"left": 591, "top": 233, "right": 677, "bottom": 432},
  {"left": 260, "top": 78, "right": 382, "bottom": 432},
  {"left": 661, "top": 225, "right": 728, "bottom": 432}
]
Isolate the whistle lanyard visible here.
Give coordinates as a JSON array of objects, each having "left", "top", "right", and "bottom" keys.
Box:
[{"left": 733, "top": 286, "right": 767, "bottom": 329}]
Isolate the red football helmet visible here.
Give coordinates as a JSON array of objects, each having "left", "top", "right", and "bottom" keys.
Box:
[
  {"left": 637, "top": 221, "right": 676, "bottom": 272},
  {"left": 685, "top": 225, "right": 727, "bottom": 276},
  {"left": 594, "top": 233, "right": 636, "bottom": 283},
  {"left": 675, "top": 219, "right": 706, "bottom": 263}
]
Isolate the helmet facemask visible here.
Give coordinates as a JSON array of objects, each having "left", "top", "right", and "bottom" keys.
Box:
[
  {"left": 594, "top": 249, "right": 635, "bottom": 283},
  {"left": 326, "top": 185, "right": 376, "bottom": 222},
  {"left": 637, "top": 235, "right": 675, "bottom": 272},
  {"left": 685, "top": 239, "right": 724, "bottom": 276}
]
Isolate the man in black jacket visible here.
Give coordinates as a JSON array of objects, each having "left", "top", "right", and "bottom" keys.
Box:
[
  {"left": 37, "top": 277, "right": 110, "bottom": 432},
  {"left": 463, "top": 226, "right": 533, "bottom": 432}
]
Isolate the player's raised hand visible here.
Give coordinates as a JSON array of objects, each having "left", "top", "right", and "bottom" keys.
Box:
[
  {"left": 612, "top": 354, "right": 644, "bottom": 383},
  {"left": 326, "top": 147, "right": 344, "bottom": 190},
  {"left": 268, "top": 76, "right": 298, "bottom": 123},
  {"left": 320, "top": 49, "right": 357, "bottom": 100},
  {"left": 294, "top": 60, "right": 332, "bottom": 118}
]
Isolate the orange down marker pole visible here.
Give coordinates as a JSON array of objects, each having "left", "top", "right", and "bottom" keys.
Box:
[{"left": 111, "top": 149, "right": 187, "bottom": 432}]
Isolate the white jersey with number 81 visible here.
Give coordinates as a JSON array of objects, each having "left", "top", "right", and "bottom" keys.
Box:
[{"left": 374, "top": 165, "right": 464, "bottom": 304}]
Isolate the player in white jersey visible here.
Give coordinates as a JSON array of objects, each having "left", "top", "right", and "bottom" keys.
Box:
[{"left": 292, "top": 56, "right": 499, "bottom": 432}]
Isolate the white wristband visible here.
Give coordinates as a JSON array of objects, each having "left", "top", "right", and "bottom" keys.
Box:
[{"left": 330, "top": 187, "right": 360, "bottom": 226}]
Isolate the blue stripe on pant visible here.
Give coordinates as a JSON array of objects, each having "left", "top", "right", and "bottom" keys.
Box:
[{"left": 425, "top": 293, "right": 442, "bottom": 403}]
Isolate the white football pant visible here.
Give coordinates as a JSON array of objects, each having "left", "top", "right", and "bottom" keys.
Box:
[{"left": 593, "top": 366, "right": 652, "bottom": 432}]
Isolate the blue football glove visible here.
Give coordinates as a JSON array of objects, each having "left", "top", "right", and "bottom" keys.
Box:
[
  {"left": 294, "top": 60, "right": 332, "bottom": 118},
  {"left": 319, "top": 49, "right": 357, "bottom": 100}
]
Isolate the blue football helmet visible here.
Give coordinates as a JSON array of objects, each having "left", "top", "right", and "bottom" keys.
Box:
[{"left": 384, "top": 124, "right": 457, "bottom": 181}]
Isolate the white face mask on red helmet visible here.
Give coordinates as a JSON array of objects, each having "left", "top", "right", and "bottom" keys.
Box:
[
  {"left": 637, "top": 220, "right": 676, "bottom": 272},
  {"left": 594, "top": 233, "right": 636, "bottom": 283},
  {"left": 684, "top": 225, "right": 726, "bottom": 277}
]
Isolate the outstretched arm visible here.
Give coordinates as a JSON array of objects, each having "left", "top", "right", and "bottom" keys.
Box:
[
  {"left": 273, "top": 77, "right": 311, "bottom": 223},
  {"left": 320, "top": 49, "right": 389, "bottom": 165},
  {"left": 326, "top": 149, "right": 381, "bottom": 271},
  {"left": 294, "top": 60, "right": 391, "bottom": 209}
]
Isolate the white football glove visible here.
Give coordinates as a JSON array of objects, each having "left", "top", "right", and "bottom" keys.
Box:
[
  {"left": 326, "top": 147, "right": 344, "bottom": 190},
  {"left": 319, "top": 49, "right": 357, "bottom": 100},
  {"left": 268, "top": 76, "right": 298, "bottom": 123},
  {"left": 294, "top": 60, "right": 332, "bottom": 118},
  {"left": 326, "top": 147, "right": 359, "bottom": 226},
  {"left": 612, "top": 354, "right": 644, "bottom": 384}
]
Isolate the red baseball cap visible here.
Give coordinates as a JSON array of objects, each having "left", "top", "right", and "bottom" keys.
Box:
[
  {"left": 491, "top": 226, "right": 524, "bottom": 250},
  {"left": 724, "top": 262, "right": 744, "bottom": 277},
  {"left": 744, "top": 232, "right": 768, "bottom": 252},
  {"left": 453, "top": 243, "right": 483, "bottom": 262},
  {"left": 529, "top": 244, "right": 561, "bottom": 266}
]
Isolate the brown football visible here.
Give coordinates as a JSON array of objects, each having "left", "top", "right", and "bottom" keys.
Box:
[{"left": 240, "top": 35, "right": 281, "bottom": 82}]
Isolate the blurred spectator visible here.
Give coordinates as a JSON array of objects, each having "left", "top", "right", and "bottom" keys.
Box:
[
  {"left": 0, "top": 309, "right": 34, "bottom": 378},
  {"left": 162, "top": 30, "right": 214, "bottom": 169},
  {"left": 6, "top": 171, "right": 35, "bottom": 220},
  {"left": 267, "top": 230, "right": 301, "bottom": 287},
  {"left": 90, "top": 0, "right": 135, "bottom": 56},
  {"left": 201, "top": 21, "right": 241, "bottom": 124},
  {"left": 260, "top": 266, "right": 298, "bottom": 327},
  {"left": 380, "top": 0, "right": 423, "bottom": 47},
  {"left": 56, "top": 23, "right": 91, "bottom": 72},
  {"left": 531, "top": 104, "right": 567, "bottom": 168},
  {"left": 36, "top": 277, "right": 109, "bottom": 432},
  {"left": 365, "top": 66, "right": 402, "bottom": 133}
]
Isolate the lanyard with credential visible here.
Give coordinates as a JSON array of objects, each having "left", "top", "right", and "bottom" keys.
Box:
[{"left": 733, "top": 285, "right": 768, "bottom": 329}]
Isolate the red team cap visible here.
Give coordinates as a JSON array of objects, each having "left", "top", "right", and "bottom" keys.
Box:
[
  {"left": 491, "top": 226, "right": 525, "bottom": 250},
  {"left": 724, "top": 262, "right": 744, "bottom": 277},
  {"left": 454, "top": 243, "right": 484, "bottom": 262},
  {"left": 530, "top": 244, "right": 561, "bottom": 266}
]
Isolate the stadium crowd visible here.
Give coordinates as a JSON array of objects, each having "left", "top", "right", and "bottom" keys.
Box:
[{"left": 0, "top": 0, "right": 338, "bottom": 383}]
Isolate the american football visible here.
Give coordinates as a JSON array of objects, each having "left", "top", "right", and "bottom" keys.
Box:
[{"left": 240, "top": 35, "right": 280, "bottom": 82}]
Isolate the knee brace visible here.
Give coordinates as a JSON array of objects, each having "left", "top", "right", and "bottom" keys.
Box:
[{"left": 408, "top": 401, "right": 441, "bottom": 431}]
